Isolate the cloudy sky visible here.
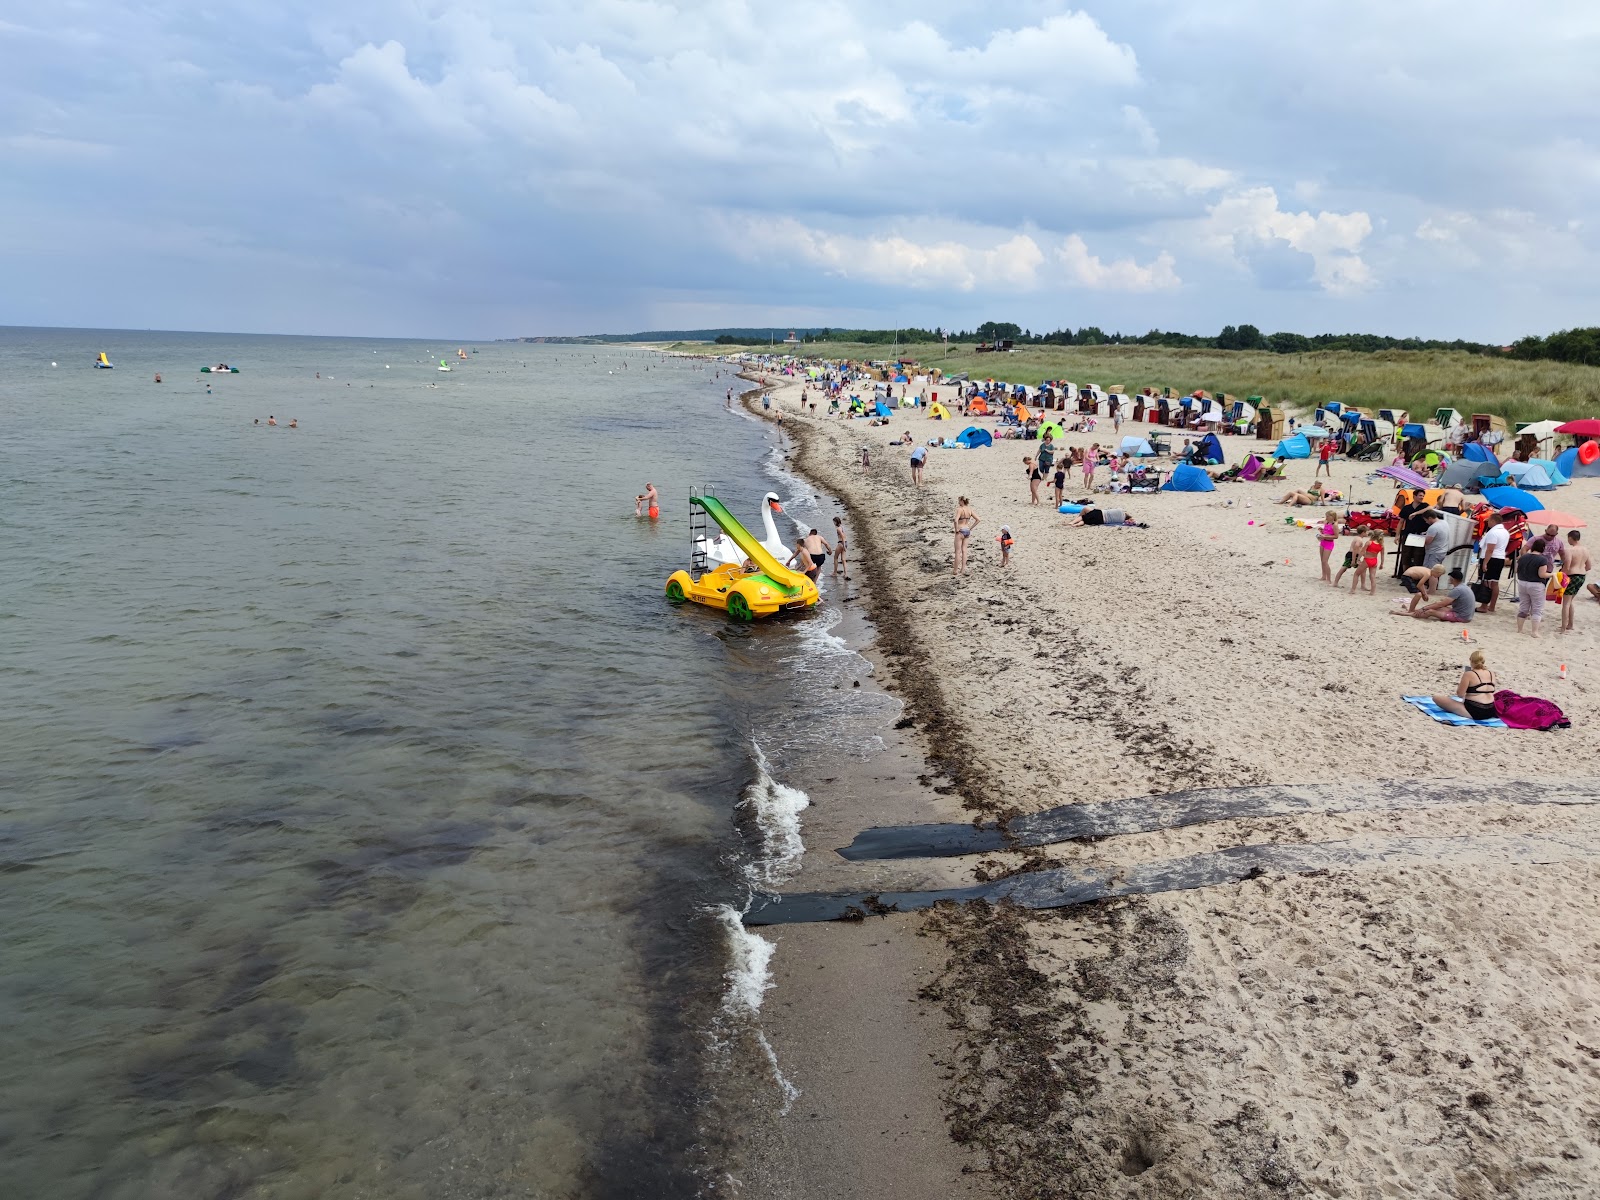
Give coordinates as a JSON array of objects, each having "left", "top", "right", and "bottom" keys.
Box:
[{"left": 3, "top": 1, "right": 1596, "bottom": 340}]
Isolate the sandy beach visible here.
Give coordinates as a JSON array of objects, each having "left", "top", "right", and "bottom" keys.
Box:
[{"left": 742, "top": 367, "right": 1600, "bottom": 1197}]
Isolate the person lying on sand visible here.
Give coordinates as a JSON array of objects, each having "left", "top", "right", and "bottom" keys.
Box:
[
  {"left": 1069, "top": 506, "right": 1142, "bottom": 527},
  {"left": 1277, "top": 481, "right": 1326, "bottom": 506}
]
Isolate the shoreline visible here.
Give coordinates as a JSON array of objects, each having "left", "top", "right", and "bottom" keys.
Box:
[
  {"left": 722, "top": 374, "right": 993, "bottom": 1198},
  {"left": 730, "top": 365, "right": 1600, "bottom": 1197}
]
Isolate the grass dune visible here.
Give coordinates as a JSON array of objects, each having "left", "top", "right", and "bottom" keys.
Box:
[{"left": 675, "top": 341, "right": 1600, "bottom": 426}]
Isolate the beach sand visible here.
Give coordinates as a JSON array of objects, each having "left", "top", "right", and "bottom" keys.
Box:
[{"left": 747, "top": 370, "right": 1600, "bottom": 1197}]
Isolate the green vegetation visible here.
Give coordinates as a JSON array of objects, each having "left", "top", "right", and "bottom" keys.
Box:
[
  {"left": 1510, "top": 327, "right": 1600, "bottom": 366},
  {"left": 670, "top": 340, "right": 1600, "bottom": 426}
]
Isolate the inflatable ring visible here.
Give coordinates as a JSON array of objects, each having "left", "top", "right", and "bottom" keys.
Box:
[{"left": 1579, "top": 439, "right": 1599, "bottom": 466}]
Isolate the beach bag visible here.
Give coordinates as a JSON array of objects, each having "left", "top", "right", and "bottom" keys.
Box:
[
  {"left": 1493, "top": 691, "right": 1570, "bottom": 730},
  {"left": 1546, "top": 568, "right": 1568, "bottom": 602},
  {"left": 1470, "top": 581, "right": 1493, "bottom": 605}
]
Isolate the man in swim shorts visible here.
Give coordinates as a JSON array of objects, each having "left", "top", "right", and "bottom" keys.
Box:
[
  {"left": 644, "top": 483, "right": 659, "bottom": 520},
  {"left": 1561, "top": 530, "right": 1590, "bottom": 632}
]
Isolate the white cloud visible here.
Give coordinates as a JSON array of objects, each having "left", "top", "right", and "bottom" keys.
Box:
[
  {"left": 740, "top": 218, "right": 1176, "bottom": 294},
  {"left": 1195, "top": 187, "right": 1373, "bottom": 293},
  {"left": 1059, "top": 236, "right": 1180, "bottom": 291}
]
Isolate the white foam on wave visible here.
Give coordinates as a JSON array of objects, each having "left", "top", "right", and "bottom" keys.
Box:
[
  {"left": 740, "top": 742, "right": 810, "bottom": 888},
  {"left": 711, "top": 903, "right": 799, "bottom": 1115}
]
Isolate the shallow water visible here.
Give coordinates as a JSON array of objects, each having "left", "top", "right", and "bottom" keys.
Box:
[{"left": 0, "top": 330, "right": 887, "bottom": 1198}]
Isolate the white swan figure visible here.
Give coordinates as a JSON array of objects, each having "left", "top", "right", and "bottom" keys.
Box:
[{"left": 695, "top": 493, "right": 791, "bottom": 568}]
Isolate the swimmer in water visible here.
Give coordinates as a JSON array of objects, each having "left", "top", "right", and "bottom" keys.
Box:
[
  {"left": 635, "top": 494, "right": 644, "bottom": 517},
  {"left": 267, "top": 415, "right": 277, "bottom": 426},
  {"left": 253, "top": 418, "right": 260, "bottom": 426},
  {"left": 288, "top": 419, "right": 298, "bottom": 428},
  {"left": 644, "top": 483, "right": 659, "bottom": 520}
]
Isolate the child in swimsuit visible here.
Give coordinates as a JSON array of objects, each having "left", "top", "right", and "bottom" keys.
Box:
[
  {"left": 1316, "top": 510, "right": 1339, "bottom": 584},
  {"left": 998, "top": 526, "right": 1014, "bottom": 567}
]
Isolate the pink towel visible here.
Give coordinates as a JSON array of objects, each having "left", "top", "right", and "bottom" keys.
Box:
[{"left": 1492, "top": 691, "right": 1570, "bottom": 730}]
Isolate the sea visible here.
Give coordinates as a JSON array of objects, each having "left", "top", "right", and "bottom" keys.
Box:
[{"left": 0, "top": 329, "right": 892, "bottom": 1198}]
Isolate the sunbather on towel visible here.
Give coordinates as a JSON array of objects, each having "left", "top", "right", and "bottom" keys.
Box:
[
  {"left": 1277, "top": 481, "right": 1327, "bottom": 506},
  {"left": 1431, "top": 650, "right": 1499, "bottom": 721}
]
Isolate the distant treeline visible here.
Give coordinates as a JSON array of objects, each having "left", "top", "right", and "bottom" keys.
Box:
[
  {"left": 1509, "top": 327, "right": 1600, "bottom": 365},
  {"left": 530, "top": 322, "right": 1600, "bottom": 365},
  {"left": 800, "top": 322, "right": 1505, "bottom": 355}
]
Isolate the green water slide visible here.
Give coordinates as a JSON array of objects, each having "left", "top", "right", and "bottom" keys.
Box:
[{"left": 695, "top": 495, "right": 809, "bottom": 591}]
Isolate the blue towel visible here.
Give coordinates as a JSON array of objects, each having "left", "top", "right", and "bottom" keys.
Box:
[{"left": 1402, "top": 696, "right": 1507, "bottom": 728}]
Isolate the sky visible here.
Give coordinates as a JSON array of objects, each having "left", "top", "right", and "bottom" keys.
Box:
[{"left": 3, "top": 1, "right": 1598, "bottom": 341}]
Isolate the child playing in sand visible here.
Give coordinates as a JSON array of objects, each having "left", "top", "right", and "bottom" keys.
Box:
[{"left": 998, "top": 526, "right": 1014, "bottom": 567}]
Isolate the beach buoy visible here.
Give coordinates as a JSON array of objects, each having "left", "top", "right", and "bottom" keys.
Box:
[
  {"left": 1579, "top": 441, "right": 1599, "bottom": 466},
  {"left": 1559, "top": 663, "right": 1568, "bottom": 679}
]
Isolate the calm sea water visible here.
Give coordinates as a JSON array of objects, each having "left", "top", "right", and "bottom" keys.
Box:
[{"left": 0, "top": 330, "right": 888, "bottom": 1198}]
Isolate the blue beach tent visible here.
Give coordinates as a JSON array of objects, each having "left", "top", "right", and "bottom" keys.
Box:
[
  {"left": 874, "top": 399, "right": 892, "bottom": 417},
  {"left": 1195, "top": 432, "right": 1225, "bottom": 464},
  {"left": 956, "top": 426, "right": 993, "bottom": 448},
  {"left": 1554, "top": 446, "right": 1600, "bottom": 478},
  {"left": 1273, "top": 433, "right": 1312, "bottom": 459},
  {"left": 1161, "top": 463, "right": 1216, "bottom": 492},
  {"left": 1461, "top": 442, "right": 1498, "bottom": 463},
  {"left": 1529, "top": 457, "right": 1568, "bottom": 485},
  {"left": 1120, "top": 435, "right": 1155, "bottom": 456}
]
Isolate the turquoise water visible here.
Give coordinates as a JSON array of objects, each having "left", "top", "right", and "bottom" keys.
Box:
[{"left": 0, "top": 330, "right": 871, "bottom": 1198}]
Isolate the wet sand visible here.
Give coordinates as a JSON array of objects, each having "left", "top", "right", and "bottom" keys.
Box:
[{"left": 741, "top": 369, "right": 1600, "bottom": 1198}]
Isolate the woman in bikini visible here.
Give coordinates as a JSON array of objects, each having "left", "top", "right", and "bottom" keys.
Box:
[
  {"left": 1432, "top": 650, "right": 1498, "bottom": 722},
  {"left": 787, "top": 539, "right": 819, "bottom": 581},
  {"left": 953, "top": 496, "right": 979, "bottom": 577},
  {"left": 1315, "top": 509, "right": 1339, "bottom": 584}
]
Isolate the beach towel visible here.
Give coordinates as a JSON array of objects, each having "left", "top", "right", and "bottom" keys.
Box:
[
  {"left": 1402, "top": 696, "right": 1508, "bottom": 728},
  {"left": 1492, "top": 691, "right": 1570, "bottom": 730}
]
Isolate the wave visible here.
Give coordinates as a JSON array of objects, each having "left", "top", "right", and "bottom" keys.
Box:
[{"left": 738, "top": 742, "right": 810, "bottom": 890}]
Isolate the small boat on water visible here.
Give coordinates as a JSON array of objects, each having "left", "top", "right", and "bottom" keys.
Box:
[
  {"left": 438, "top": 359, "right": 452, "bottom": 372},
  {"left": 94, "top": 352, "right": 114, "bottom": 369},
  {"left": 200, "top": 364, "right": 240, "bottom": 373}
]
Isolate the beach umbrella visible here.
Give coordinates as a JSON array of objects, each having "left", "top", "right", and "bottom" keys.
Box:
[
  {"left": 1376, "top": 464, "right": 1431, "bottom": 489},
  {"left": 1521, "top": 509, "right": 1586, "bottom": 529},
  {"left": 1555, "top": 419, "right": 1600, "bottom": 436},
  {"left": 1481, "top": 485, "right": 1545, "bottom": 512},
  {"left": 1517, "top": 420, "right": 1562, "bottom": 440}
]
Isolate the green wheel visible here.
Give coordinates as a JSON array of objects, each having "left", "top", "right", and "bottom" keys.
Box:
[
  {"left": 726, "top": 591, "right": 755, "bottom": 622},
  {"left": 665, "top": 579, "right": 687, "bottom": 604}
]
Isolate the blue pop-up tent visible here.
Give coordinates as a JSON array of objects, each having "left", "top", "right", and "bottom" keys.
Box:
[
  {"left": 1120, "top": 435, "right": 1155, "bottom": 456},
  {"left": 955, "top": 426, "right": 992, "bottom": 448},
  {"left": 874, "top": 399, "right": 892, "bottom": 417},
  {"left": 1461, "top": 442, "right": 1498, "bottom": 463},
  {"left": 1161, "top": 463, "right": 1216, "bottom": 492},
  {"left": 1555, "top": 446, "right": 1600, "bottom": 478},
  {"left": 1194, "top": 432, "right": 1225, "bottom": 464},
  {"left": 1274, "top": 433, "right": 1312, "bottom": 459}
]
